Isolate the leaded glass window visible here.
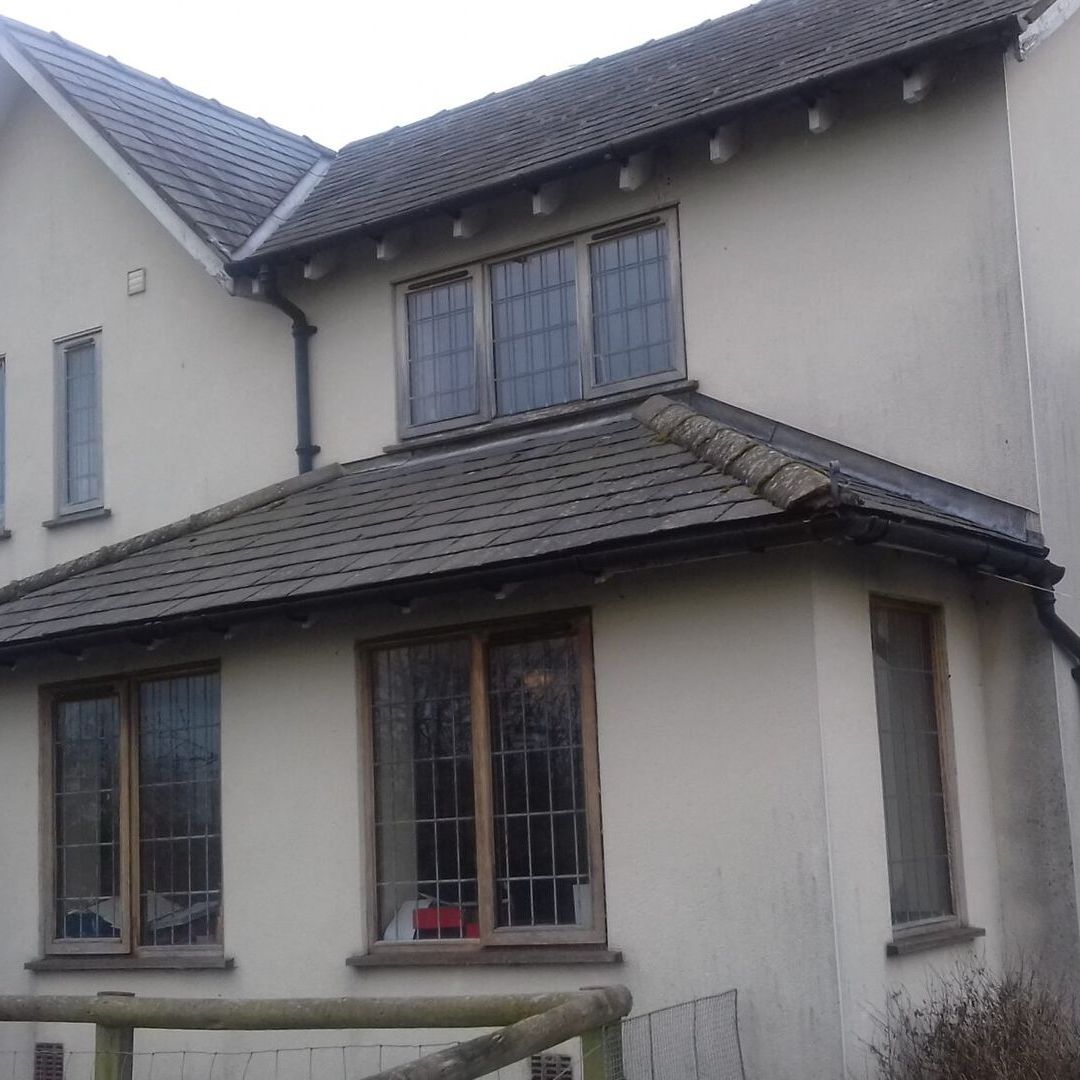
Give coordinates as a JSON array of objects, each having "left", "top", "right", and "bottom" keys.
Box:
[
  {"left": 406, "top": 279, "right": 477, "bottom": 426},
  {"left": 46, "top": 669, "right": 222, "bottom": 955},
  {"left": 871, "top": 601, "right": 955, "bottom": 928},
  {"left": 399, "top": 212, "right": 683, "bottom": 434},
  {"left": 60, "top": 337, "right": 102, "bottom": 511},
  {"left": 590, "top": 225, "right": 675, "bottom": 385},
  {"left": 367, "top": 617, "right": 604, "bottom": 945},
  {"left": 490, "top": 245, "right": 580, "bottom": 415},
  {"left": 0, "top": 356, "right": 6, "bottom": 525},
  {"left": 52, "top": 696, "right": 122, "bottom": 941}
]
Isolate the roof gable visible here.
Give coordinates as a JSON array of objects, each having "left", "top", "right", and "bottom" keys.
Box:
[
  {"left": 0, "top": 16, "right": 330, "bottom": 261},
  {"left": 251, "top": 0, "right": 1030, "bottom": 260}
]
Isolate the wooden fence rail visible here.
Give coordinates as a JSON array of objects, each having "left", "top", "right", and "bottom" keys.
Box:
[{"left": 0, "top": 987, "right": 632, "bottom": 1080}]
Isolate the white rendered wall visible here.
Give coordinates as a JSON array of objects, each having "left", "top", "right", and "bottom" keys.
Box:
[
  {"left": 0, "top": 87, "right": 297, "bottom": 582},
  {"left": 0, "top": 550, "right": 1057, "bottom": 1080},
  {"left": 292, "top": 49, "right": 1035, "bottom": 509}
]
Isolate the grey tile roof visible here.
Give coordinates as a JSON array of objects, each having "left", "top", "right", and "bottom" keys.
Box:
[
  {"left": 0, "top": 409, "right": 788, "bottom": 647},
  {"left": 0, "top": 16, "right": 330, "bottom": 255},
  {"left": 0, "top": 396, "right": 1050, "bottom": 652},
  {"left": 251, "top": 0, "right": 1030, "bottom": 260}
]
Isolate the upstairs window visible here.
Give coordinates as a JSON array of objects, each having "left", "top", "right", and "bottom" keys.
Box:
[
  {"left": 0, "top": 356, "right": 6, "bottom": 528},
  {"left": 400, "top": 211, "right": 683, "bottom": 434},
  {"left": 56, "top": 333, "right": 103, "bottom": 514}
]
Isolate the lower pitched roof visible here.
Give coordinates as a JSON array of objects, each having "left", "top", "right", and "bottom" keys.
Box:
[{"left": 0, "top": 394, "right": 1058, "bottom": 656}]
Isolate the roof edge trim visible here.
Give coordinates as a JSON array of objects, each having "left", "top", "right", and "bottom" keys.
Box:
[
  {"left": 1018, "top": 0, "right": 1080, "bottom": 54},
  {"left": 635, "top": 395, "right": 834, "bottom": 510},
  {"left": 232, "top": 154, "right": 335, "bottom": 263},
  {"left": 0, "top": 463, "right": 344, "bottom": 607},
  {"left": 0, "top": 28, "right": 233, "bottom": 284}
]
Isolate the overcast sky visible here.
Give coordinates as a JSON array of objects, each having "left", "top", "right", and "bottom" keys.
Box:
[{"left": 1, "top": 0, "right": 752, "bottom": 148}]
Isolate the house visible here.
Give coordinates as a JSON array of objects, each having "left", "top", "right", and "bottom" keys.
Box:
[{"left": 2, "top": 0, "right": 1080, "bottom": 1076}]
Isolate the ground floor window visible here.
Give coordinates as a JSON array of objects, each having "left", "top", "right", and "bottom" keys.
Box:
[
  {"left": 362, "top": 613, "right": 605, "bottom": 946},
  {"left": 43, "top": 667, "right": 222, "bottom": 955},
  {"left": 870, "top": 599, "right": 956, "bottom": 930}
]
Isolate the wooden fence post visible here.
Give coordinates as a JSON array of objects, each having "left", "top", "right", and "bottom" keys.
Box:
[{"left": 94, "top": 992, "right": 134, "bottom": 1080}]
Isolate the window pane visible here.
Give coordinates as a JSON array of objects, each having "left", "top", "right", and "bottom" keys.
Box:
[
  {"left": 138, "top": 673, "right": 222, "bottom": 947},
  {"left": 406, "top": 280, "right": 478, "bottom": 426},
  {"left": 871, "top": 604, "right": 954, "bottom": 926},
  {"left": 63, "top": 341, "right": 102, "bottom": 507},
  {"left": 590, "top": 225, "right": 676, "bottom": 385},
  {"left": 372, "top": 640, "right": 478, "bottom": 941},
  {"left": 488, "top": 634, "right": 590, "bottom": 928},
  {"left": 53, "top": 696, "right": 122, "bottom": 940},
  {"left": 491, "top": 245, "right": 580, "bottom": 415}
]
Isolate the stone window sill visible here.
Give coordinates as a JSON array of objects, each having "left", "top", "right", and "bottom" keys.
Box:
[
  {"left": 347, "top": 946, "right": 623, "bottom": 968},
  {"left": 43, "top": 506, "right": 112, "bottom": 529},
  {"left": 384, "top": 379, "right": 698, "bottom": 455},
  {"left": 26, "top": 954, "right": 233, "bottom": 972},
  {"left": 886, "top": 924, "right": 985, "bottom": 958}
]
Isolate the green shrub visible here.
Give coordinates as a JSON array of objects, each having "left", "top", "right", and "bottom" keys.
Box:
[{"left": 870, "top": 965, "right": 1080, "bottom": 1079}]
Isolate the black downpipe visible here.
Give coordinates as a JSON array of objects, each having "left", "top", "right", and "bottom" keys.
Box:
[
  {"left": 257, "top": 265, "right": 319, "bottom": 474},
  {"left": 1034, "top": 592, "right": 1080, "bottom": 683}
]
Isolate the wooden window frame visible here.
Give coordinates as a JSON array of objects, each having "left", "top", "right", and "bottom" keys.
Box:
[
  {"left": 869, "top": 596, "right": 966, "bottom": 938},
  {"left": 40, "top": 662, "right": 223, "bottom": 959},
  {"left": 358, "top": 611, "right": 607, "bottom": 952},
  {"left": 394, "top": 208, "right": 686, "bottom": 438}
]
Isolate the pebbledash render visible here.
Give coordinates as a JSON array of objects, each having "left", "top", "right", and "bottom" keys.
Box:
[{"left": 3, "top": 1, "right": 1080, "bottom": 1077}]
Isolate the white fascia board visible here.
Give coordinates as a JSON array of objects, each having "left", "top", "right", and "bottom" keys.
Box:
[
  {"left": 232, "top": 155, "right": 333, "bottom": 263},
  {"left": 0, "top": 32, "right": 233, "bottom": 286},
  {"left": 1019, "top": 0, "right": 1080, "bottom": 56}
]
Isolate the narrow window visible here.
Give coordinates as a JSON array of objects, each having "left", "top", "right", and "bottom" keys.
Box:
[
  {"left": 52, "top": 695, "right": 123, "bottom": 943},
  {"left": 0, "top": 356, "right": 6, "bottom": 527},
  {"left": 405, "top": 279, "right": 477, "bottom": 426},
  {"left": 57, "top": 336, "right": 103, "bottom": 513},
  {"left": 870, "top": 601, "right": 955, "bottom": 928},
  {"left": 372, "top": 639, "right": 477, "bottom": 941},
  {"left": 490, "top": 244, "right": 580, "bottom": 415},
  {"left": 589, "top": 224, "right": 676, "bottom": 385},
  {"left": 137, "top": 673, "right": 222, "bottom": 947},
  {"left": 489, "top": 634, "right": 590, "bottom": 928},
  {"left": 45, "top": 669, "right": 222, "bottom": 955},
  {"left": 366, "top": 615, "right": 604, "bottom": 946}
]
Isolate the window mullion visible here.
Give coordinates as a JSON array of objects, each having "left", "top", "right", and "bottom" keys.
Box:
[
  {"left": 119, "top": 681, "right": 135, "bottom": 953},
  {"left": 470, "top": 633, "right": 496, "bottom": 940},
  {"left": 477, "top": 262, "right": 496, "bottom": 421},
  {"left": 576, "top": 236, "right": 596, "bottom": 398}
]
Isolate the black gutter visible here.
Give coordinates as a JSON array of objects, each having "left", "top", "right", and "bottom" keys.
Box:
[
  {"left": 842, "top": 513, "right": 1063, "bottom": 587},
  {"left": 844, "top": 512, "right": 1080, "bottom": 680},
  {"left": 0, "top": 507, "right": 1063, "bottom": 667},
  {"left": 256, "top": 265, "right": 320, "bottom": 474}
]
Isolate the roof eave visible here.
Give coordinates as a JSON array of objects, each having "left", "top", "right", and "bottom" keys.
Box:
[
  {"left": 0, "top": 503, "right": 1059, "bottom": 666},
  {"left": 230, "top": 16, "right": 1026, "bottom": 272}
]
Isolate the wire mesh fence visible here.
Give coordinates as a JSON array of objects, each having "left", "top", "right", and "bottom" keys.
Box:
[
  {"left": 0, "top": 992, "right": 742, "bottom": 1080},
  {"left": 602, "top": 992, "right": 745, "bottom": 1080}
]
